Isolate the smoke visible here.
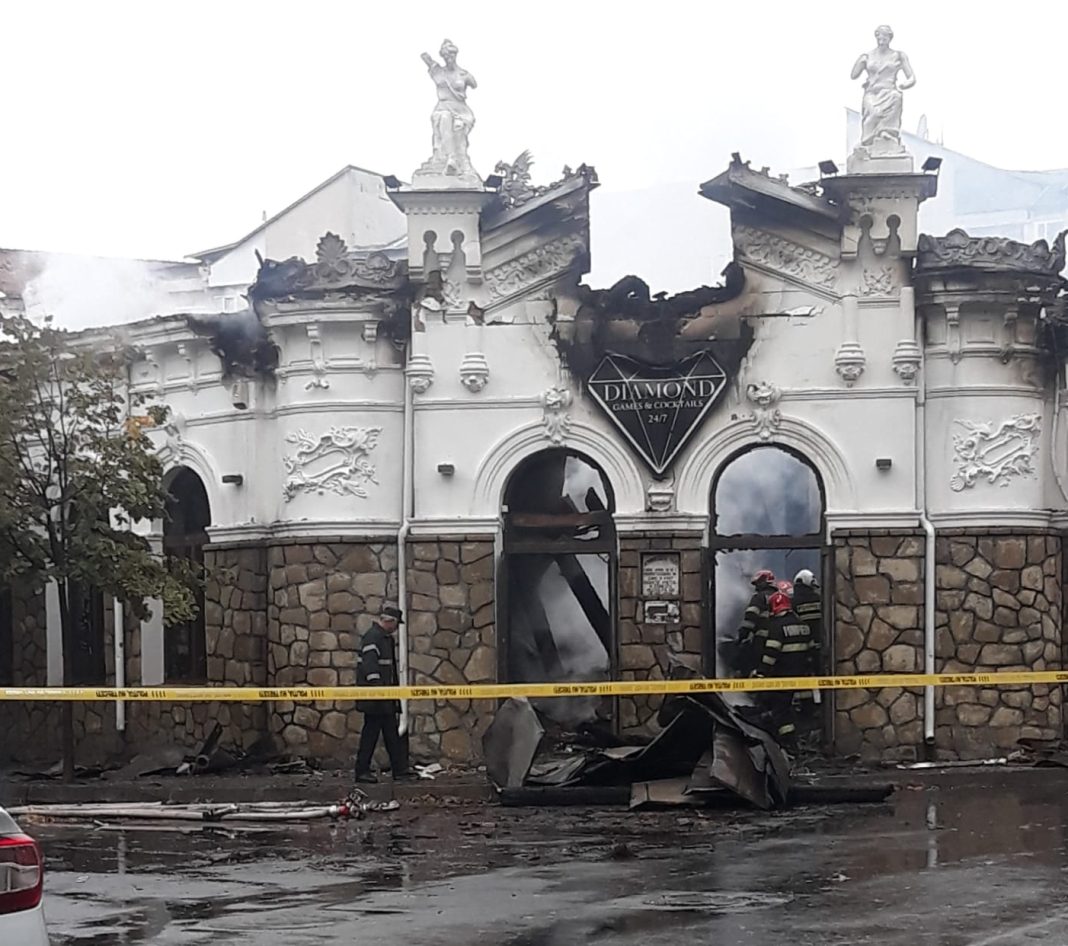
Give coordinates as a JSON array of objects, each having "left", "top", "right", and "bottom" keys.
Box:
[{"left": 21, "top": 253, "right": 201, "bottom": 331}]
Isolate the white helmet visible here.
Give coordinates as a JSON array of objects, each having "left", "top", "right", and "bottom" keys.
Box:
[{"left": 794, "top": 569, "right": 818, "bottom": 588}]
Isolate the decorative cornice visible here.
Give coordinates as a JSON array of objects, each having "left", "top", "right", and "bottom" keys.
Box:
[
  {"left": 734, "top": 225, "right": 840, "bottom": 289},
  {"left": 483, "top": 235, "right": 586, "bottom": 303},
  {"left": 917, "top": 228, "right": 1066, "bottom": 276},
  {"left": 251, "top": 232, "right": 408, "bottom": 299}
]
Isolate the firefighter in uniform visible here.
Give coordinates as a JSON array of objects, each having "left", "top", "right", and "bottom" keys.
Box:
[
  {"left": 752, "top": 590, "right": 819, "bottom": 749},
  {"left": 354, "top": 605, "right": 410, "bottom": 783},
  {"left": 792, "top": 569, "right": 822, "bottom": 642},
  {"left": 791, "top": 569, "right": 823, "bottom": 742},
  {"left": 734, "top": 569, "right": 777, "bottom": 676}
]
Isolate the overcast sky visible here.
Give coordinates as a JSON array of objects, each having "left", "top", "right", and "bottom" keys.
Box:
[{"left": 3, "top": 0, "right": 1066, "bottom": 276}]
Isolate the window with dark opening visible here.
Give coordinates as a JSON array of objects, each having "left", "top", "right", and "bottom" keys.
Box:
[
  {"left": 66, "top": 579, "right": 106, "bottom": 685},
  {"left": 163, "top": 468, "right": 210, "bottom": 682},
  {"left": 709, "top": 446, "right": 825, "bottom": 678},
  {"left": 502, "top": 449, "right": 616, "bottom": 728}
]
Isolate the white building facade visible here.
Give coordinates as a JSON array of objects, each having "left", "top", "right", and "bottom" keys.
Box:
[{"left": 3, "top": 41, "right": 1067, "bottom": 766}]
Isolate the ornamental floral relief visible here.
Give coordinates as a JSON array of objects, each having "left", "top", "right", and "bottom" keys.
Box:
[
  {"left": 949, "top": 414, "right": 1041, "bottom": 492},
  {"left": 745, "top": 381, "right": 782, "bottom": 441},
  {"left": 282, "top": 426, "right": 382, "bottom": 502}
]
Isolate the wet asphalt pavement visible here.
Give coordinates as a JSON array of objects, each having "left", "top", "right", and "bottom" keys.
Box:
[{"left": 30, "top": 770, "right": 1068, "bottom": 945}]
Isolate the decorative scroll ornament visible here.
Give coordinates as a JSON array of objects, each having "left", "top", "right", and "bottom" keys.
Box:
[
  {"left": 734, "top": 226, "right": 840, "bottom": 289},
  {"left": 313, "top": 233, "right": 400, "bottom": 286},
  {"left": 282, "top": 426, "right": 381, "bottom": 502},
  {"left": 745, "top": 381, "right": 782, "bottom": 441},
  {"left": 304, "top": 324, "right": 329, "bottom": 390},
  {"left": 459, "top": 352, "right": 490, "bottom": 392},
  {"left": 834, "top": 341, "right": 867, "bottom": 387},
  {"left": 949, "top": 414, "right": 1040, "bottom": 492},
  {"left": 483, "top": 235, "right": 585, "bottom": 302},
  {"left": 916, "top": 228, "right": 1067, "bottom": 276},
  {"left": 406, "top": 354, "right": 435, "bottom": 394},
  {"left": 891, "top": 338, "right": 922, "bottom": 385},
  {"left": 646, "top": 479, "right": 675, "bottom": 513},
  {"left": 860, "top": 265, "right": 896, "bottom": 296},
  {"left": 540, "top": 385, "right": 573, "bottom": 444}
]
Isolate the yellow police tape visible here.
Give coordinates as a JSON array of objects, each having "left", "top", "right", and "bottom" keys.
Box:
[{"left": 1, "top": 671, "right": 1067, "bottom": 702}]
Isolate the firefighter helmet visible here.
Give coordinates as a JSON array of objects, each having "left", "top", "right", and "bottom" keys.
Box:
[
  {"left": 794, "top": 569, "right": 819, "bottom": 588},
  {"left": 768, "top": 591, "right": 792, "bottom": 617},
  {"left": 751, "top": 569, "right": 776, "bottom": 587}
]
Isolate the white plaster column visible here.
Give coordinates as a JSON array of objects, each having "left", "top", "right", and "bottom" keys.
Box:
[{"left": 141, "top": 598, "right": 165, "bottom": 686}]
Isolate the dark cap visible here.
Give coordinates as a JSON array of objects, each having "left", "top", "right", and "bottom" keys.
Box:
[{"left": 382, "top": 606, "right": 404, "bottom": 624}]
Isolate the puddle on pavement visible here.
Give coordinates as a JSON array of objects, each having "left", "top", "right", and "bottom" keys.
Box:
[{"left": 38, "top": 772, "right": 1068, "bottom": 945}]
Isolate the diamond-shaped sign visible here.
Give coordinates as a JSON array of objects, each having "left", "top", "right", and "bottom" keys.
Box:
[{"left": 586, "top": 351, "right": 728, "bottom": 475}]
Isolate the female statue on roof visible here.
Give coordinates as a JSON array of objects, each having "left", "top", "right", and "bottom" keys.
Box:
[
  {"left": 417, "top": 39, "right": 480, "bottom": 184},
  {"left": 851, "top": 25, "right": 916, "bottom": 155}
]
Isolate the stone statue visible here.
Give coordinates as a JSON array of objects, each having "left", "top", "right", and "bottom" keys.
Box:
[
  {"left": 851, "top": 25, "right": 915, "bottom": 156},
  {"left": 415, "top": 39, "right": 480, "bottom": 186}
]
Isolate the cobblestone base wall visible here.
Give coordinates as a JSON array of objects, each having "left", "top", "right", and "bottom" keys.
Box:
[
  {"left": 125, "top": 546, "right": 269, "bottom": 754},
  {"left": 0, "top": 587, "right": 134, "bottom": 763},
  {"left": 267, "top": 540, "right": 398, "bottom": 760},
  {"left": 618, "top": 534, "right": 703, "bottom": 738},
  {"left": 407, "top": 538, "right": 496, "bottom": 764},
  {"left": 833, "top": 531, "right": 926, "bottom": 761},
  {"left": 934, "top": 532, "right": 1063, "bottom": 759}
]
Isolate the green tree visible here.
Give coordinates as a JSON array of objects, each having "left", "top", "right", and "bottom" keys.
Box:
[{"left": 0, "top": 312, "right": 199, "bottom": 779}]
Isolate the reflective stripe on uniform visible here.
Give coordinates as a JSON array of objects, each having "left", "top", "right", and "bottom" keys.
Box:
[
  {"left": 362, "top": 644, "right": 381, "bottom": 654},
  {"left": 764, "top": 639, "right": 783, "bottom": 650},
  {"left": 762, "top": 655, "right": 777, "bottom": 666},
  {"left": 782, "top": 642, "right": 814, "bottom": 653},
  {"left": 365, "top": 673, "right": 382, "bottom": 681}
]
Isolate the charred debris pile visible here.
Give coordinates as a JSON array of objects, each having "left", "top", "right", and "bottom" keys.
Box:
[{"left": 482, "top": 684, "right": 892, "bottom": 812}]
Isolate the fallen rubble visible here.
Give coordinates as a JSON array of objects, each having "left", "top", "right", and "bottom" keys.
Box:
[{"left": 484, "top": 690, "right": 892, "bottom": 810}]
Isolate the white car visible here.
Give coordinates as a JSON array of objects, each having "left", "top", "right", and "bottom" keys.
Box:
[{"left": 0, "top": 806, "right": 49, "bottom": 944}]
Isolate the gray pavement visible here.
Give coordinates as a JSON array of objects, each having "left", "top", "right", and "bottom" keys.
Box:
[{"left": 30, "top": 770, "right": 1068, "bottom": 945}]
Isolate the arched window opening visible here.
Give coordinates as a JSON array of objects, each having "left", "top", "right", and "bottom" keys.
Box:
[
  {"left": 501, "top": 449, "right": 616, "bottom": 728},
  {"left": 709, "top": 446, "right": 825, "bottom": 680},
  {"left": 64, "top": 505, "right": 107, "bottom": 685},
  {"left": 163, "top": 468, "right": 210, "bottom": 682}
]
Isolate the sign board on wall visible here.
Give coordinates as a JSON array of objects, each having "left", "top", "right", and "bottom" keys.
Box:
[
  {"left": 640, "top": 552, "right": 681, "bottom": 625},
  {"left": 585, "top": 351, "right": 728, "bottom": 475}
]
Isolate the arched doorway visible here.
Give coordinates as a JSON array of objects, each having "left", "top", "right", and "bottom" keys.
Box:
[
  {"left": 500, "top": 449, "right": 616, "bottom": 728},
  {"left": 708, "top": 445, "right": 825, "bottom": 678},
  {"left": 163, "top": 468, "right": 210, "bottom": 682}
]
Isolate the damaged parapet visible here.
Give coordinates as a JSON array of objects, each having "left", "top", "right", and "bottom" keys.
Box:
[
  {"left": 913, "top": 228, "right": 1067, "bottom": 365},
  {"left": 554, "top": 265, "right": 754, "bottom": 383},
  {"left": 247, "top": 233, "right": 413, "bottom": 345},
  {"left": 185, "top": 310, "right": 279, "bottom": 381}
]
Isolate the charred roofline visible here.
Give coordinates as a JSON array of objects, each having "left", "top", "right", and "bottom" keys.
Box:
[{"left": 700, "top": 153, "right": 840, "bottom": 228}]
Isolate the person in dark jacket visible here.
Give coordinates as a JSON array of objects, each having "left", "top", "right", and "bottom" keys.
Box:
[
  {"left": 354, "top": 605, "right": 409, "bottom": 783},
  {"left": 734, "top": 569, "right": 776, "bottom": 676},
  {"left": 752, "top": 590, "right": 819, "bottom": 749}
]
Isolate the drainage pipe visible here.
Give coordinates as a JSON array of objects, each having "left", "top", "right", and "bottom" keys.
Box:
[
  {"left": 397, "top": 354, "right": 415, "bottom": 737},
  {"left": 910, "top": 288, "right": 936, "bottom": 749},
  {"left": 114, "top": 597, "right": 126, "bottom": 733}
]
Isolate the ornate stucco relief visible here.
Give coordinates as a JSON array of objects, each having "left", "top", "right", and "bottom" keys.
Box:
[
  {"left": 540, "top": 385, "right": 573, "bottom": 444},
  {"left": 459, "top": 352, "right": 490, "bottom": 392},
  {"left": 949, "top": 414, "right": 1041, "bottom": 492},
  {"left": 745, "top": 381, "right": 782, "bottom": 441},
  {"left": 734, "top": 226, "right": 839, "bottom": 289},
  {"left": 483, "top": 235, "right": 585, "bottom": 302},
  {"left": 282, "top": 426, "right": 382, "bottom": 502},
  {"left": 859, "top": 265, "right": 896, "bottom": 296}
]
